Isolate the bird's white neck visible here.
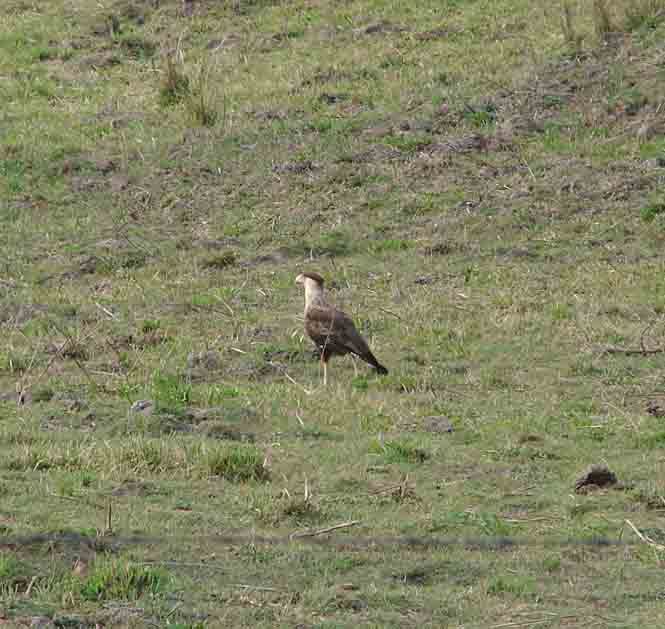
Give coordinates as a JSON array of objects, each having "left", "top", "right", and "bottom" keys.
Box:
[{"left": 303, "top": 279, "right": 327, "bottom": 310}]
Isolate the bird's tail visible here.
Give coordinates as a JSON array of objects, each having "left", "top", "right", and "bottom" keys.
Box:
[{"left": 363, "top": 351, "right": 388, "bottom": 375}]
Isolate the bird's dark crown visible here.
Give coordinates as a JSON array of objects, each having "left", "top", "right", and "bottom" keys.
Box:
[{"left": 300, "top": 272, "right": 325, "bottom": 285}]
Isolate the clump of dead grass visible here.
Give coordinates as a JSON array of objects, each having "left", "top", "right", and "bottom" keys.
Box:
[
  {"left": 560, "top": 0, "right": 665, "bottom": 48},
  {"left": 592, "top": 0, "right": 615, "bottom": 39},
  {"left": 187, "top": 57, "right": 222, "bottom": 128},
  {"left": 159, "top": 50, "right": 222, "bottom": 127},
  {"left": 159, "top": 51, "right": 190, "bottom": 107}
]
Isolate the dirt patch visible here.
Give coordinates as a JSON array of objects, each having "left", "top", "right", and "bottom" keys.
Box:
[
  {"left": 422, "top": 416, "right": 454, "bottom": 434},
  {"left": 357, "top": 21, "right": 407, "bottom": 36},
  {"left": 647, "top": 400, "right": 665, "bottom": 418},
  {"left": 203, "top": 251, "right": 237, "bottom": 269},
  {"left": 413, "top": 275, "right": 437, "bottom": 285},
  {"left": 110, "top": 480, "right": 163, "bottom": 497},
  {"left": 206, "top": 33, "right": 242, "bottom": 50},
  {"left": 575, "top": 464, "right": 618, "bottom": 494},
  {"left": 196, "top": 421, "right": 256, "bottom": 443},
  {"left": 272, "top": 160, "right": 318, "bottom": 175},
  {"left": 89, "top": 109, "right": 144, "bottom": 129},
  {"left": 421, "top": 241, "right": 459, "bottom": 256},
  {"left": 186, "top": 351, "right": 222, "bottom": 382},
  {"left": 301, "top": 68, "right": 352, "bottom": 87},
  {"left": 187, "top": 237, "right": 242, "bottom": 250},
  {"left": 253, "top": 108, "right": 289, "bottom": 121},
  {"left": 337, "top": 145, "right": 403, "bottom": 164},
  {"left": 422, "top": 134, "right": 492, "bottom": 155},
  {"left": 0, "top": 303, "right": 49, "bottom": 326},
  {"left": 183, "top": 406, "right": 257, "bottom": 424},
  {"left": 495, "top": 246, "right": 539, "bottom": 260},
  {"left": 240, "top": 247, "right": 293, "bottom": 268},
  {"left": 414, "top": 28, "right": 456, "bottom": 41},
  {"left": 0, "top": 390, "right": 32, "bottom": 405},
  {"left": 113, "top": 0, "right": 154, "bottom": 23},
  {"left": 109, "top": 325, "right": 168, "bottom": 352},
  {"left": 57, "top": 153, "right": 116, "bottom": 176},
  {"left": 77, "top": 53, "right": 122, "bottom": 69},
  {"left": 391, "top": 560, "right": 481, "bottom": 586}
]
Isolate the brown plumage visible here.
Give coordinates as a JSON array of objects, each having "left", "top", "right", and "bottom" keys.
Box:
[{"left": 295, "top": 272, "right": 388, "bottom": 385}]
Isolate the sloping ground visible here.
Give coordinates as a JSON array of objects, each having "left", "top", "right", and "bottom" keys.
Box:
[{"left": 2, "top": 0, "right": 665, "bottom": 626}]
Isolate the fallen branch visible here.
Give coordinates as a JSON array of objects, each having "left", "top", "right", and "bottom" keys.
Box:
[
  {"left": 284, "top": 371, "right": 313, "bottom": 396},
  {"left": 232, "top": 583, "right": 284, "bottom": 592},
  {"left": 625, "top": 519, "right": 665, "bottom": 551},
  {"left": 24, "top": 576, "right": 38, "bottom": 597},
  {"left": 596, "top": 345, "right": 665, "bottom": 356},
  {"left": 378, "top": 307, "right": 403, "bottom": 321},
  {"left": 290, "top": 520, "right": 360, "bottom": 540},
  {"left": 138, "top": 560, "right": 226, "bottom": 571}
]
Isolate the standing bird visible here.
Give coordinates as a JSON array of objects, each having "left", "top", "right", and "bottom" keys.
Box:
[{"left": 295, "top": 272, "right": 388, "bottom": 385}]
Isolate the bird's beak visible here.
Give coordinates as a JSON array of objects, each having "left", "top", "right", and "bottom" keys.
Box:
[{"left": 295, "top": 274, "right": 304, "bottom": 285}]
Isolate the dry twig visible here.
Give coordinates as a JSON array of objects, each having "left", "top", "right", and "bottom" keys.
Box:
[
  {"left": 596, "top": 345, "right": 665, "bottom": 356},
  {"left": 625, "top": 519, "right": 665, "bottom": 551},
  {"left": 290, "top": 520, "right": 360, "bottom": 540}
]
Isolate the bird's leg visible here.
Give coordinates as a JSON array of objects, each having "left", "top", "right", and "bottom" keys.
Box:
[
  {"left": 320, "top": 354, "right": 327, "bottom": 386},
  {"left": 323, "top": 359, "right": 328, "bottom": 387},
  {"left": 351, "top": 355, "right": 358, "bottom": 377}
]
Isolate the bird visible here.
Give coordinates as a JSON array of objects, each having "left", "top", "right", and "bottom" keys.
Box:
[{"left": 295, "top": 272, "right": 388, "bottom": 385}]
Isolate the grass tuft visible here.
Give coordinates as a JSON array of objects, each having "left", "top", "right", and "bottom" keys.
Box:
[
  {"left": 592, "top": 0, "right": 615, "bottom": 38},
  {"left": 641, "top": 201, "right": 665, "bottom": 222},
  {"left": 202, "top": 443, "right": 269, "bottom": 481},
  {"left": 152, "top": 372, "right": 192, "bottom": 415},
  {"left": 187, "top": 57, "right": 221, "bottom": 127},
  {"left": 159, "top": 52, "right": 190, "bottom": 107},
  {"left": 370, "top": 438, "right": 430, "bottom": 464},
  {"left": 79, "top": 558, "right": 169, "bottom": 602}
]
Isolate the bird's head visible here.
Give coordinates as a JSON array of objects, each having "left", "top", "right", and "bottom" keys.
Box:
[
  {"left": 296, "top": 272, "right": 326, "bottom": 306},
  {"left": 295, "top": 272, "right": 325, "bottom": 288}
]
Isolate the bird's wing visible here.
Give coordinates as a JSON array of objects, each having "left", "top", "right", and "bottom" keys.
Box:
[{"left": 306, "top": 305, "right": 372, "bottom": 357}]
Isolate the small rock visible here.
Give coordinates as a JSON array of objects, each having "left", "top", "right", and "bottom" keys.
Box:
[
  {"left": 422, "top": 416, "right": 454, "bottom": 433},
  {"left": 29, "top": 618, "right": 55, "bottom": 629},
  {"left": 319, "top": 92, "right": 348, "bottom": 104},
  {"left": 646, "top": 400, "right": 665, "bottom": 418},
  {"left": 363, "top": 21, "right": 405, "bottom": 35},
  {"left": 0, "top": 390, "right": 32, "bottom": 405},
  {"left": 575, "top": 463, "right": 617, "bottom": 494},
  {"left": 93, "top": 158, "right": 115, "bottom": 173},
  {"left": 130, "top": 400, "right": 154, "bottom": 415}
]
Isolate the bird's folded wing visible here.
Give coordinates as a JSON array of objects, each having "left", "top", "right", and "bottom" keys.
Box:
[{"left": 305, "top": 306, "right": 370, "bottom": 355}]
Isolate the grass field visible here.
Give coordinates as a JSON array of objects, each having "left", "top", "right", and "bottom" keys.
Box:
[{"left": 2, "top": 0, "right": 665, "bottom": 626}]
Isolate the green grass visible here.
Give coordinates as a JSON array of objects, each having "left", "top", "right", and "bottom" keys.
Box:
[
  {"left": 79, "top": 558, "right": 169, "bottom": 602},
  {"left": 2, "top": 0, "right": 665, "bottom": 625}
]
